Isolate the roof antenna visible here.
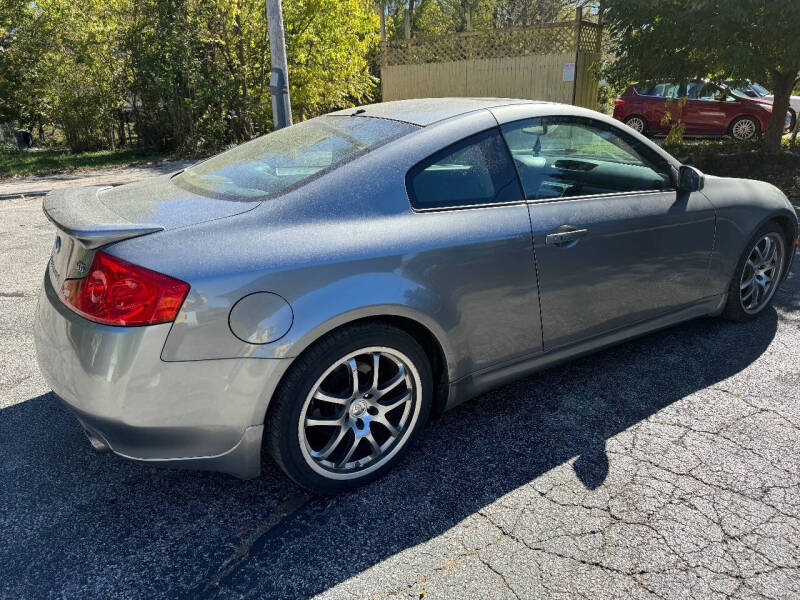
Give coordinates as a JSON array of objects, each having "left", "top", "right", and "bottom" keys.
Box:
[{"left": 352, "top": 108, "right": 367, "bottom": 115}]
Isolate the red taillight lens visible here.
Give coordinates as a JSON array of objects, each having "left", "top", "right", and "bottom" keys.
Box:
[
  {"left": 614, "top": 98, "right": 626, "bottom": 106},
  {"left": 59, "top": 251, "right": 189, "bottom": 326}
]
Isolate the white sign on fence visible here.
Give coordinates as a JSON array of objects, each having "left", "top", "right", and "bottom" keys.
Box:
[{"left": 562, "top": 62, "right": 576, "bottom": 82}]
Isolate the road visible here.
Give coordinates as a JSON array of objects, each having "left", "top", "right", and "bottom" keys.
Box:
[{"left": 1, "top": 177, "right": 798, "bottom": 599}]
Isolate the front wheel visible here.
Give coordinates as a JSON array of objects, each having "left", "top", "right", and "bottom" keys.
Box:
[
  {"left": 266, "top": 323, "right": 433, "bottom": 494},
  {"left": 722, "top": 222, "right": 786, "bottom": 322},
  {"left": 729, "top": 115, "right": 760, "bottom": 141}
]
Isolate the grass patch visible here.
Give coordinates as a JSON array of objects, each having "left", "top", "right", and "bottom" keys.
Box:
[
  {"left": 0, "top": 148, "right": 175, "bottom": 179},
  {"left": 662, "top": 139, "right": 800, "bottom": 199}
]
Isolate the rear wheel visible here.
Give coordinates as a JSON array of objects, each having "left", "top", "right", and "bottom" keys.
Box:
[
  {"left": 722, "top": 222, "right": 786, "bottom": 322},
  {"left": 266, "top": 323, "right": 432, "bottom": 494},
  {"left": 729, "top": 116, "right": 760, "bottom": 141},
  {"left": 624, "top": 115, "right": 648, "bottom": 135}
]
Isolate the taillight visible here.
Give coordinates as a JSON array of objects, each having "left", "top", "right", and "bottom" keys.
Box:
[
  {"left": 59, "top": 251, "right": 189, "bottom": 326},
  {"left": 614, "top": 98, "right": 626, "bottom": 106}
]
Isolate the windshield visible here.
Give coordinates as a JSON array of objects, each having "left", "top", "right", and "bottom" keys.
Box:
[
  {"left": 176, "top": 115, "right": 417, "bottom": 200},
  {"left": 725, "top": 81, "right": 769, "bottom": 98}
]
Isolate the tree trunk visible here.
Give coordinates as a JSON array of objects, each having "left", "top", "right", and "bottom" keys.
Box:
[
  {"left": 763, "top": 69, "right": 796, "bottom": 153},
  {"left": 118, "top": 111, "right": 126, "bottom": 147}
]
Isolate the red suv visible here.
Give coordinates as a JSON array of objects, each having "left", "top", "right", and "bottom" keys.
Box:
[{"left": 613, "top": 81, "right": 791, "bottom": 140}]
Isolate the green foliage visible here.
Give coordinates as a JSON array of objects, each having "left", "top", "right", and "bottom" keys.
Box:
[
  {"left": 1, "top": 0, "right": 588, "bottom": 155},
  {"left": 661, "top": 97, "right": 687, "bottom": 145},
  {"left": 381, "top": 0, "right": 578, "bottom": 39},
  {"left": 602, "top": 0, "right": 800, "bottom": 152},
  {"left": 0, "top": 142, "right": 22, "bottom": 156},
  {"left": 664, "top": 139, "right": 800, "bottom": 198},
  {"left": 596, "top": 83, "right": 622, "bottom": 115},
  {"left": 1, "top": 0, "right": 379, "bottom": 154}
]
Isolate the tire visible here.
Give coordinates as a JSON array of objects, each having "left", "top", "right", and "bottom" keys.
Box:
[
  {"left": 266, "top": 323, "right": 433, "bottom": 494},
  {"left": 729, "top": 115, "right": 760, "bottom": 141},
  {"left": 624, "top": 115, "right": 648, "bottom": 135},
  {"left": 722, "top": 222, "right": 787, "bottom": 322}
]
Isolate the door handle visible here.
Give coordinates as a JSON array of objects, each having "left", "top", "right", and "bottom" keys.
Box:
[{"left": 545, "top": 226, "right": 588, "bottom": 246}]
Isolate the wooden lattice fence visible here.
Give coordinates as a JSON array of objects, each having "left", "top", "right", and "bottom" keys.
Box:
[{"left": 380, "top": 20, "right": 602, "bottom": 109}]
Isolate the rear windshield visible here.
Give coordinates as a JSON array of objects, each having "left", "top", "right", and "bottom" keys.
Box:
[{"left": 175, "top": 115, "right": 417, "bottom": 200}]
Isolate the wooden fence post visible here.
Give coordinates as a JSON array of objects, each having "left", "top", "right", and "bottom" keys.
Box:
[{"left": 572, "top": 7, "right": 582, "bottom": 106}]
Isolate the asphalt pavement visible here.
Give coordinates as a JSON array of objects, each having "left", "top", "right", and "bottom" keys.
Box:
[{"left": 1, "top": 185, "right": 798, "bottom": 599}]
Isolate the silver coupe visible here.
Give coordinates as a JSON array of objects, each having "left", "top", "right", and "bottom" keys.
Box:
[{"left": 34, "top": 98, "right": 798, "bottom": 493}]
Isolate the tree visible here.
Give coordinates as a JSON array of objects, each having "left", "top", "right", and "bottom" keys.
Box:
[
  {"left": 0, "top": 0, "right": 379, "bottom": 153},
  {"left": 602, "top": 0, "right": 800, "bottom": 152},
  {"left": 381, "top": 1, "right": 579, "bottom": 39}
]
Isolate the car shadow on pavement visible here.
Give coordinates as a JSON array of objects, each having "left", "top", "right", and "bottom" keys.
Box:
[{"left": 0, "top": 298, "right": 783, "bottom": 599}]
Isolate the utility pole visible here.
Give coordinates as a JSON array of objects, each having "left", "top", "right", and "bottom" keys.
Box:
[
  {"left": 379, "top": 2, "right": 386, "bottom": 42},
  {"left": 266, "top": 0, "right": 292, "bottom": 129}
]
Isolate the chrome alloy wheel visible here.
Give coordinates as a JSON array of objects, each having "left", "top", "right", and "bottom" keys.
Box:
[
  {"left": 740, "top": 232, "right": 784, "bottom": 314},
  {"left": 626, "top": 116, "right": 646, "bottom": 133},
  {"left": 298, "top": 347, "right": 422, "bottom": 479},
  {"left": 732, "top": 118, "right": 756, "bottom": 140}
]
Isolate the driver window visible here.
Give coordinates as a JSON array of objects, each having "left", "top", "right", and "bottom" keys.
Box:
[{"left": 500, "top": 117, "right": 672, "bottom": 200}]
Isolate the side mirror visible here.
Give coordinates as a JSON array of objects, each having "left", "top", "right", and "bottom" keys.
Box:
[{"left": 677, "top": 165, "right": 704, "bottom": 192}]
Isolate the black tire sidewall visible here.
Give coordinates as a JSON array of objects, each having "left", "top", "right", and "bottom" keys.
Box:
[
  {"left": 722, "top": 222, "right": 785, "bottom": 321},
  {"left": 267, "top": 324, "right": 433, "bottom": 494}
]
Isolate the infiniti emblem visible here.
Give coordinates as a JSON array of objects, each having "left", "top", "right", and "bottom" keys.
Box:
[{"left": 349, "top": 399, "right": 368, "bottom": 418}]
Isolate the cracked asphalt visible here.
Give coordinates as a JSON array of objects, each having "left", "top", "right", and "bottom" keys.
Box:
[{"left": 1, "top": 183, "right": 799, "bottom": 599}]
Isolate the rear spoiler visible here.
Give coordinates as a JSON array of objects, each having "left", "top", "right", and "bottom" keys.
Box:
[{"left": 43, "top": 186, "right": 163, "bottom": 249}]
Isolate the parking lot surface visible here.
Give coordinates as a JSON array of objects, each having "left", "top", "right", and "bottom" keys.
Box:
[{"left": 1, "top": 187, "right": 798, "bottom": 599}]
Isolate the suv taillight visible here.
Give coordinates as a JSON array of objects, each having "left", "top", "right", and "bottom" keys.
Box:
[
  {"left": 614, "top": 98, "right": 626, "bottom": 106},
  {"left": 59, "top": 251, "right": 189, "bottom": 326}
]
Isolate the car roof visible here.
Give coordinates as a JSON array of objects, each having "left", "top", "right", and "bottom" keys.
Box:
[{"left": 328, "top": 98, "right": 549, "bottom": 126}]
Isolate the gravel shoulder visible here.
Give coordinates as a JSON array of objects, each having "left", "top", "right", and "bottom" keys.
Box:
[{"left": 0, "top": 187, "right": 798, "bottom": 599}]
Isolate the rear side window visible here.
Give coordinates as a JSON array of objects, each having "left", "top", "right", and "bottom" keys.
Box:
[
  {"left": 406, "top": 128, "right": 522, "bottom": 209},
  {"left": 636, "top": 82, "right": 679, "bottom": 98},
  {"left": 176, "top": 115, "right": 417, "bottom": 201}
]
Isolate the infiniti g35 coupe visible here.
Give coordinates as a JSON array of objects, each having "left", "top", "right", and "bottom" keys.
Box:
[{"left": 34, "top": 98, "right": 798, "bottom": 493}]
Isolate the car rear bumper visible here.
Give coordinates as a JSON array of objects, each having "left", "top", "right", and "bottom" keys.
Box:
[{"left": 33, "top": 272, "right": 291, "bottom": 478}]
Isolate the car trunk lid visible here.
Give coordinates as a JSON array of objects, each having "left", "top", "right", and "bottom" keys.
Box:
[{"left": 43, "top": 174, "right": 259, "bottom": 290}]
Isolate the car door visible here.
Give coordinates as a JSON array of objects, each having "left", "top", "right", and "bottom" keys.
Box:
[
  {"left": 498, "top": 115, "right": 716, "bottom": 351},
  {"left": 638, "top": 82, "right": 680, "bottom": 133},
  {"left": 682, "top": 81, "right": 734, "bottom": 134},
  {"left": 405, "top": 125, "right": 544, "bottom": 372}
]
